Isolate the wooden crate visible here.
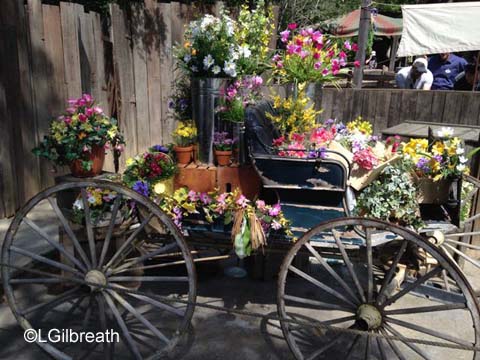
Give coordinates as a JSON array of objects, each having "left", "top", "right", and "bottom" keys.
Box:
[{"left": 174, "top": 163, "right": 261, "bottom": 199}]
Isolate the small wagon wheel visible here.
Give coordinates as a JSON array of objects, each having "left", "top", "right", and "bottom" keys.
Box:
[
  {"left": 1, "top": 180, "right": 196, "bottom": 360},
  {"left": 277, "top": 217, "right": 480, "bottom": 360}
]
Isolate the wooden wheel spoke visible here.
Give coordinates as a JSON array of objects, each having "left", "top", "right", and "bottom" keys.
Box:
[
  {"left": 322, "top": 315, "right": 356, "bottom": 326},
  {"left": 20, "top": 286, "right": 81, "bottom": 316},
  {"left": 382, "top": 266, "right": 443, "bottom": 307},
  {"left": 385, "top": 317, "right": 473, "bottom": 348},
  {"left": 81, "top": 188, "right": 97, "bottom": 268},
  {"left": 108, "top": 276, "right": 189, "bottom": 283},
  {"left": 48, "top": 197, "right": 92, "bottom": 269},
  {"left": 463, "top": 211, "right": 480, "bottom": 225},
  {"left": 104, "top": 214, "right": 154, "bottom": 271},
  {"left": 444, "top": 238, "right": 480, "bottom": 251},
  {"left": 344, "top": 334, "right": 362, "bottom": 358},
  {"left": 98, "top": 194, "right": 123, "bottom": 268},
  {"left": 305, "top": 332, "right": 345, "bottom": 360},
  {"left": 379, "top": 328, "right": 407, "bottom": 360},
  {"left": 304, "top": 242, "right": 360, "bottom": 305},
  {"left": 82, "top": 296, "right": 94, "bottom": 330},
  {"left": 107, "top": 289, "right": 170, "bottom": 344},
  {"left": 443, "top": 243, "right": 480, "bottom": 269},
  {"left": 462, "top": 184, "right": 479, "bottom": 205},
  {"left": 23, "top": 217, "right": 87, "bottom": 273},
  {"left": 10, "top": 246, "right": 82, "bottom": 277},
  {"left": 9, "top": 277, "right": 72, "bottom": 284},
  {"left": 108, "top": 241, "right": 179, "bottom": 275},
  {"left": 365, "top": 334, "right": 371, "bottom": 360},
  {"left": 288, "top": 265, "right": 357, "bottom": 307},
  {"left": 384, "top": 302, "right": 466, "bottom": 315},
  {"left": 365, "top": 227, "right": 373, "bottom": 303},
  {"left": 96, "top": 294, "right": 115, "bottom": 359},
  {"left": 445, "top": 231, "right": 480, "bottom": 239},
  {"left": 128, "top": 292, "right": 185, "bottom": 317},
  {"left": 377, "top": 241, "right": 408, "bottom": 305},
  {"left": 103, "top": 292, "right": 143, "bottom": 360},
  {"left": 283, "top": 294, "right": 355, "bottom": 312},
  {"left": 376, "top": 333, "right": 388, "bottom": 360},
  {"left": 383, "top": 322, "right": 433, "bottom": 359},
  {"left": 332, "top": 229, "right": 367, "bottom": 303}
]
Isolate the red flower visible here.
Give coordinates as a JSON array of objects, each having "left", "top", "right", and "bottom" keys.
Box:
[
  {"left": 354, "top": 60, "right": 361, "bottom": 68},
  {"left": 353, "top": 148, "right": 378, "bottom": 170},
  {"left": 288, "top": 23, "right": 298, "bottom": 30},
  {"left": 273, "top": 136, "right": 285, "bottom": 147}
]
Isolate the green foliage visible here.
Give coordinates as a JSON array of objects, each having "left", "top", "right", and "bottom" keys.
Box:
[{"left": 355, "top": 162, "right": 423, "bottom": 229}]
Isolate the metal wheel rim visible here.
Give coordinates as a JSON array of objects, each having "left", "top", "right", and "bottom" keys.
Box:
[
  {"left": 277, "top": 217, "right": 480, "bottom": 360},
  {"left": 1, "top": 180, "right": 197, "bottom": 360}
]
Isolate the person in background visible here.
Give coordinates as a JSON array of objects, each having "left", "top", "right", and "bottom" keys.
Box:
[
  {"left": 395, "top": 58, "right": 433, "bottom": 90},
  {"left": 454, "top": 63, "right": 480, "bottom": 91},
  {"left": 428, "top": 53, "right": 467, "bottom": 90}
]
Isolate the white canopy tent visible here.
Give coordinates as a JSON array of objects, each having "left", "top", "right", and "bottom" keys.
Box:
[{"left": 397, "top": 2, "right": 480, "bottom": 57}]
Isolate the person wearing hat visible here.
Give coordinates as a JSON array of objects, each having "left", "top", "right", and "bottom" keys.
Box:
[
  {"left": 428, "top": 53, "right": 467, "bottom": 90},
  {"left": 395, "top": 58, "right": 434, "bottom": 90}
]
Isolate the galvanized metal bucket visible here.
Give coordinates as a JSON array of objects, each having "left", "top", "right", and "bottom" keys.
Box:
[{"left": 191, "top": 77, "right": 228, "bottom": 164}]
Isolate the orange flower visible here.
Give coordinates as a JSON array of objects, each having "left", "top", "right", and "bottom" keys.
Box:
[
  {"left": 191, "top": 49, "right": 197, "bottom": 56},
  {"left": 184, "top": 41, "right": 191, "bottom": 48},
  {"left": 78, "top": 132, "right": 87, "bottom": 140}
]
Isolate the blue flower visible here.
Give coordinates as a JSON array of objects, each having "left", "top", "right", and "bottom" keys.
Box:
[
  {"left": 151, "top": 145, "right": 169, "bottom": 153},
  {"left": 132, "top": 180, "right": 149, "bottom": 197}
]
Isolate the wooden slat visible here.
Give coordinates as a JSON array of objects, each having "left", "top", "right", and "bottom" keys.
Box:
[
  {"left": 131, "top": 3, "right": 150, "bottom": 154},
  {"left": 373, "top": 90, "right": 390, "bottom": 134},
  {"left": 145, "top": 0, "right": 163, "bottom": 146},
  {"left": 79, "top": 9, "right": 95, "bottom": 95},
  {"left": 268, "top": 5, "right": 280, "bottom": 50},
  {"left": 414, "top": 91, "right": 433, "bottom": 123},
  {"left": 28, "top": 0, "right": 54, "bottom": 190},
  {"left": 15, "top": 0, "right": 41, "bottom": 204},
  {"left": 351, "top": 89, "right": 364, "bottom": 119},
  {"left": 60, "top": 2, "right": 82, "bottom": 98},
  {"left": 386, "top": 90, "right": 402, "bottom": 127},
  {"left": 342, "top": 88, "right": 354, "bottom": 121},
  {"left": 111, "top": 3, "right": 138, "bottom": 159},
  {"left": 159, "top": 2, "right": 174, "bottom": 144}
]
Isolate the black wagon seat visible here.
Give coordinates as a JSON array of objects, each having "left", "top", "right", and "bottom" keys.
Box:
[{"left": 244, "top": 101, "right": 352, "bottom": 236}]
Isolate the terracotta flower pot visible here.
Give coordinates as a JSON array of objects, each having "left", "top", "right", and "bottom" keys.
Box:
[
  {"left": 215, "top": 150, "right": 232, "bottom": 166},
  {"left": 174, "top": 145, "right": 193, "bottom": 165},
  {"left": 70, "top": 145, "right": 105, "bottom": 178}
]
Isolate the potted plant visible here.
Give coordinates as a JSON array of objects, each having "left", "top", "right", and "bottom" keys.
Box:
[
  {"left": 172, "top": 121, "right": 197, "bottom": 165},
  {"left": 400, "top": 127, "right": 469, "bottom": 204},
  {"left": 213, "top": 131, "right": 234, "bottom": 166},
  {"left": 33, "top": 94, "right": 125, "bottom": 177}
]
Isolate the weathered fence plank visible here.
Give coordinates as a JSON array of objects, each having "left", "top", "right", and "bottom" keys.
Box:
[{"left": 159, "top": 2, "right": 174, "bottom": 143}]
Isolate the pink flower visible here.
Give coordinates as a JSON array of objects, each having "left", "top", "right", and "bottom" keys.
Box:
[
  {"left": 82, "top": 93, "right": 93, "bottom": 103},
  {"left": 295, "top": 38, "right": 304, "bottom": 46},
  {"left": 344, "top": 40, "right": 352, "bottom": 50},
  {"left": 286, "top": 44, "right": 296, "bottom": 55},
  {"left": 280, "top": 30, "right": 290, "bottom": 43},
  {"left": 291, "top": 133, "right": 305, "bottom": 143},
  {"left": 66, "top": 107, "right": 76, "bottom": 114},
  {"left": 276, "top": 61, "right": 284, "bottom": 69},
  {"left": 271, "top": 220, "right": 282, "bottom": 230},
  {"left": 322, "top": 68, "right": 329, "bottom": 76},
  {"left": 354, "top": 60, "right": 361, "bottom": 68},
  {"left": 236, "top": 194, "right": 249, "bottom": 208},
  {"left": 314, "top": 62, "right": 322, "bottom": 70},
  {"left": 252, "top": 76, "right": 263, "bottom": 87},
  {"left": 114, "top": 144, "right": 124, "bottom": 152},
  {"left": 287, "top": 23, "right": 297, "bottom": 30},
  {"left": 93, "top": 106, "right": 103, "bottom": 114},
  {"left": 339, "top": 51, "right": 347, "bottom": 60},
  {"left": 353, "top": 148, "right": 378, "bottom": 170},
  {"left": 67, "top": 99, "right": 77, "bottom": 106},
  {"left": 352, "top": 43, "right": 359, "bottom": 52},
  {"left": 78, "top": 113, "right": 88, "bottom": 123},
  {"left": 273, "top": 136, "right": 285, "bottom": 147},
  {"left": 255, "top": 200, "right": 266, "bottom": 210},
  {"left": 300, "top": 50, "right": 309, "bottom": 59},
  {"left": 287, "top": 142, "right": 306, "bottom": 158},
  {"left": 310, "top": 127, "right": 335, "bottom": 144},
  {"left": 313, "top": 52, "right": 320, "bottom": 60},
  {"left": 64, "top": 117, "right": 71, "bottom": 125},
  {"left": 311, "top": 31, "right": 322, "bottom": 44},
  {"left": 272, "top": 54, "right": 281, "bottom": 62},
  {"left": 188, "top": 190, "right": 199, "bottom": 202},
  {"left": 85, "top": 107, "right": 94, "bottom": 117},
  {"left": 269, "top": 204, "right": 281, "bottom": 217},
  {"left": 200, "top": 193, "right": 212, "bottom": 205},
  {"left": 327, "top": 49, "right": 335, "bottom": 58},
  {"left": 315, "top": 43, "right": 323, "bottom": 50},
  {"left": 300, "top": 29, "right": 308, "bottom": 37}
]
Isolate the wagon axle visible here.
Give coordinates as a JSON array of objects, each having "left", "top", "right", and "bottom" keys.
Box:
[
  {"left": 84, "top": 269, "right": 107, "bottom": 292},
  {"left": 356, "top": 304, "right": 383, "bottom": 330}
]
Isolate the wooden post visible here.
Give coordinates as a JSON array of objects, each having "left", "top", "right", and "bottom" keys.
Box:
[
  {"left": 473, "top": 51, "right": 479, "bottom": 92},
  {"left": 353, "top": 0, "right": 371, "bottom": 88},
  {"left": 389, "top": 36, "right": 399, "bottom": 72}
]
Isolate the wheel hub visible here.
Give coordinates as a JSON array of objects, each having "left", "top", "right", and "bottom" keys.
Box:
[
  {"left": 84, "top": 270, "right": 107, "bottom": 292},
  {"left": 356, "top": 304, "right": 382, "bottom": 330}
]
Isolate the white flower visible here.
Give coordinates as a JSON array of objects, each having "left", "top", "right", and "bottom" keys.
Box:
[
  {"left": 223, "top": 61, "right": 237, "bottom": 77},
  {"left": 203, "top": 54, "right": 214, "bottom": 70},
  {"left": 459, "top": 155, "right": 468, "bottom": 163},
  {"left": 73, "top": 199, "right": 83, "bottom": 210},
  {"left": 238, "top": 45, "right": 251, "bottom": 58},
  {"left": 212, "top": 65, "right": 221, "bottom": 75},
  {"left": 87, "top": 196, "right": 96, "bottom": 204},
  {"left": 183, "top": 54, "right": 191, "bottom": 63},
  {"left": 457, "top": 164, "right": 466, "bottom": 172},
  {"left": 229, "top": 47, "right": 240, "bottom": 60},
  {"left": 200, "top": 15, "right": 215, "bottom": 30},
  {"left": 456, "top": 147, "right": 465, "bottom": 155},
  {"left": 191, "top": 65, "right": 198, "bottom": 72},
  {"left": 437, "top": 127, "right": 454, "bottom": 138},
  {"left": 225, "top": 19, "right": 235, "bottom": 36}
]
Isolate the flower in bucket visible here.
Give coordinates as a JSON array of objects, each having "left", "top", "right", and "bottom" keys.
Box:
[
  {"left": 172, "top": 121, "right": 197, "bottom": 147},
  {"left": 213, "top": 131, "right": 234, "bottom": 151},
  {"left": 32, "top": 94, "right": 125, "bottom": 172},
  {"left": 174, "top": 12, "right": 240, "bottom": 78},
  {"left": 271, "top": 24, "right": 357, "bottom": 84},
  {"left": 123, "top": 145, "right": 177, "bottom": 200},
  {"left": 400, "top": 128, "right": 469, "bottom": 181}
]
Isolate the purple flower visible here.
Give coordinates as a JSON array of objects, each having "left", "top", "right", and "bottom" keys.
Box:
[
  {"left": 416, "top": 157, "right": 431, "bottom": 173},
  {"left": 188, "top": 190, "right": 199, "bottom": 202},
  {"left": 132, "top": 181, "right": 149, "bottom": 197},
  {"left": 200, "top": 193, "right": 212, "bottom": 205},
  {"left": 151, "top": 145, "right": 169, "bottom": 153}
]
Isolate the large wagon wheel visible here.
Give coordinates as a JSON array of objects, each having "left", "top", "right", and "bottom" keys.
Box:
[
  {"left": 278, "top": 217, "right": 480, "bottom": 360},
  {"left": 1, "top": 180, "right": 196, "bottom": 360}
]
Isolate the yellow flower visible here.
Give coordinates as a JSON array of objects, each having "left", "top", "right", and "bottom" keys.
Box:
[
  {"left": 126, "top": 158, "right": 135, "bottom": 166},
  {"left": 154, "top": 182, "right": 166, "bottom": 195},
  {"left": 184, "top": 41, "right": 191, "bottom": 48},
  {"left": 78, "top": 132, "right": 87, "bottom": 140},
  {"left": 431, "top": 141, "right": 445, "bottom": 155}
]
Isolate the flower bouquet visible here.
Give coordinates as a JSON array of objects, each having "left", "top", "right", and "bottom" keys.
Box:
[
  {"left": 400, "top": 127, "right": 469, "bottom": 204},
  {"left": 33, "top": 94, "right": 125, "bottom": 177},
  {"left": 123, "top": 145, "right": 177, "bottom": 201}
]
